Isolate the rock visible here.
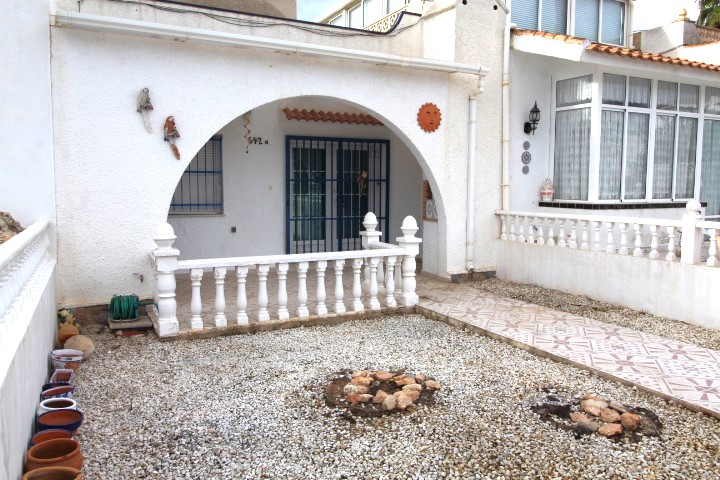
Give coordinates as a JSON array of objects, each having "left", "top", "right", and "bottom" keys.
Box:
[
  {"left": 600, "top": 408, "right": 621, "bottom": 423},
  {"left": 581, "top": 399, "right": 608, "bottom": 416},
  {"left": 395, "top": 377, "right": 416, "bottom": 386},
  {"left": 351, "top": 376, "right": 373, "bottom": 387},
  {"left": 373, "top": 390, "right": 389, "bottom": 404},
  {"left": 64, "top": 334, "right": 95, "bottom": 359},
  {"left": 352, "top": 370, "right": 369, "bottom": 378},
  {"left": 395, "top": 392, "right": 414, "bottom": 410},
  {"left": 373, "top": 371, "right": 393, "bottom": 381},
  {"left": 403, "top": 383, "right": 422, "bottom": 392},
  {"left": 608, "top": 400, "right": 629, "bottom": 414},
  {"left": 346, "top": 393, "right": 373, "bottom": 404},
  {"left": 570, "top": 412, "right": 591, "bottom": 423},
  {"left": 576, "top": 420, "right": 600, "bottom": 434},
  {"left": 415, "top": 374, "right": 426, "bottom": 382},
  {"left": 403, "top": 389, "right": 421, "bottom": 402},
  {"left": 620, "top": 413, "right": 641, "bottom": 431},
  {"left": 583, "top": 394, "right": 606, "bottom": 402},
  {"left": 598, "top": 423, "right": 623, "bottom": 437},
  {"left": 343, "top": 384, "right": 369, "bottom": 395},
  {"left": 382, "top": 395, "right": 398, "bottom": 411},
  {"left": 424, "top": 380, "right": 441, "bottom": 390}
]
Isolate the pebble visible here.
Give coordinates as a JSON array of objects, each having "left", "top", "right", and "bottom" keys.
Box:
[{"left": 73, "top": 315, "right": 720, "bottom": 479}]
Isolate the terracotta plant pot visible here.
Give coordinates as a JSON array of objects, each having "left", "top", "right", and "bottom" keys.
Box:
[
  {"left": 37, "top": 398, "right": 78, "bottom": 416},
  {"left": 24, "top": 439, "right": 83, "bottom": 473},
  {"left": 40, "top": 386, "right": 75, "bottom": 401},
  {"left": 50, "top": 350, "right": 83, "bottom": 372},
  {"left": 49, "top": 370, "right": 75, "bottom": 385},
  {"left": 22, "top": 466, "right": 82, "bottom": 480},
  {"left": 30, "top": 429, "right": 72, "bottom": 447},
  {"left": 36, "top": 409, "right": 84, "bottom": 435}
]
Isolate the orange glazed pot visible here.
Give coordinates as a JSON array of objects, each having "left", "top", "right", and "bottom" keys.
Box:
[
  {"left": 25, "top": 439, "right": 83, "bottom": 473},
  {"left": 22, "top": 466, "right": 82, "bottom": 480}
]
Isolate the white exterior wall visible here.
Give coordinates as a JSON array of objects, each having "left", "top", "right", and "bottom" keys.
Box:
[
  {"left": 50, "top": 0, "right": 504, "bottom": 305},
  {"left": 168, "top": 98, "right": 423, "bottom": 260}
]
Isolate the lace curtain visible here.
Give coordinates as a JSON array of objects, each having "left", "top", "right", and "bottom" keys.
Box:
[
  {"left": 624, "top": 113, "right": 650, "bottom": 200},
  {"left": 653, "top": 115, "right": 676, "bottom": 199},
  {"left": 702, "top": 120, "right": 720, "bottom": 216},
  {"left": 599, "top": 110, "right": 624, "bottom": 199},
  {"left": 554, "top": 108, "right": 591, "bottom": 200}
]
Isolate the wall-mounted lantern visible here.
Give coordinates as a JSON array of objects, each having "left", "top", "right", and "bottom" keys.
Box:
[{"left": 524, "top": 101, "right": 541, "bottom": 135}]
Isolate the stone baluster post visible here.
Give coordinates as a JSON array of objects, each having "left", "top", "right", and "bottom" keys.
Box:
[
  {"left": 190, "top": 268, "right": 204, "bottom": 330},
  {"left": 509, "top": 215, "right": 517, "bottom": 241},
  {"left": 153, "top": 223, "right": 179, "bottom": 337},
  {"left": 547, "top": 219, "right": 556, "bottom": 246},
  {"left": 526, "top": 217, "right": 535, "bottom": 244},
  {"left": 517, "top": 216, "right": 526, "bottom": 243},
  {"left": 236, "top": 266, "right": 249, "bottom": 325},
  {"left": 385, "top": 256, "right": 397, "bottom": 308},
  {"left": 605, "top": 222, "right": 615, "bottom": 254},
  {"left": 297, "top": 262, "right": 310, "bottom": 318},
  {"left": 396, "top": 216, "right": 422, "bottom": 308},
  {"left": 618, "top": 223, "right": 629, "bottom": 255},
  {"left": 257, "top": 264, "right": 270, "bottom": 322},
  {"left": 707, "top": 229, "right": 718, "bottom": 267},
  {"left": 352, "top": 258, "right": 364, "bottom": 312},
  {"left": 580, "top": 220, "right": 589, "bottom": 250},
  {"left": 536, "top": 218, "right": 545, "bottom": 245},
  {"left": 633, "top": 224, "right": 644, "bottom": 257},
  {"left": 649, "top": 225, "right": 660, "bottom": 260},
  {"left": 592, "top": 221, "right": 601, "bottom": 251},
  {"left": 361, "top": 212, "right": 381, "bottom": 294},
  {"left": 334, "top": 260, "right": 346, "bottom": 314},
  {"left": 558, "top": 220, "right": 567, "bottom": 248},
  {"left": 666, "top": 227, "right": 677, "bottom": 262},
  {"left": 369, "top": 257, "right": 381, "bottom": 310},
  {"left": 500, "top": 215, "right": 508, "bottom": 240},
  {"left": 568, "top": 220, "right": 577, "bottom": 249},
  {"left": 316, "top": 261, "right": 328, "bottom": 315},
  {"left": 277, "top": 263, "right": 289, "bottom": 320},
  {"left": 681, "top": 201, "right": 703, "bottom": 265},
  {"left": 214, "top": 267, "right": 227, "bottom": 327}
]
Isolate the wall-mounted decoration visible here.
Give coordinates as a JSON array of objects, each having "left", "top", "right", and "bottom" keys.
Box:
[
  {"left": 0, "top": 211, "right": 24, "bottom": 245},
  {"left": 523, "top": 141, "right": 530, "bottom": 150},
  {"left": 422, "top": 180, "right": 438, "bottom": 221},
  {"left": 357, "top": 170, "right": 368, "bottom": 193},
  {"left": 243, "top": 111, "right": 252, "bottom": 154},
  {"left": 522, "top": 165, "right": 529, "bottom": 174},
  {"left": 163, "top": 116, "right": 181, "bottom": 160},
  {"left": 282, "top": 108, "right": 383, "bottom": 126},
  {"left": 522, "top": 151, "right": 532, "bottom": 164},
  {"left": 136, "top": 88, "right": 154, "bottom": 133},
  {"left": 524, "top": 101, "right": 541, "bottom": 135},
  {"left": 540, "top": 178, "right": 555, "bottom": 201},
  {"left": 417, "top": 103, "right": 442, "bottom": 133}
]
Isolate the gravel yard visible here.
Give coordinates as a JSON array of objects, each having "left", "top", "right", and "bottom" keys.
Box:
[
  {"left": 471, "top": 278, "right": 720, "bottom": 351},
  {"left": 76, "top": 315, "right": 720, "bottom": 480}
]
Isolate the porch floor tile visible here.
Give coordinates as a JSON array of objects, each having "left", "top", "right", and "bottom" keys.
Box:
[{"left": 416, "top": 275, "right": 720, "bottom": 418}]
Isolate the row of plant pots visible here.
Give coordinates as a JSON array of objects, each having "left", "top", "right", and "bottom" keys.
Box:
[{"left": 23, "top": 349, "right": 86, "bottom": 479}]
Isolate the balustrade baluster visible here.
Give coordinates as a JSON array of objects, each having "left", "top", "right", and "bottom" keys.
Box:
[
  {"left": 369, "top": 257, "right": 381, "bottom": 310},
  {"left": 395, "top": 258, "right": 403, "bottom": 303},
  {"left": 558, "top": 220, "right": 567, "bottom": 248},
  {"left": 190, "top": 268, "right": 203, "bottom": 329},
  {"left": 649, "top": 225, "right": 660, "bottom": 260},
  {"left": 257, "top": 264, "right": 270, "bottom": 321},
  {"left": 547, "top": 219, "right": 556, "bottom": 246},
  {"left": 633, "top": 224, "right": 643, "bottom": 257},
  {"left": 527, "top": 217, "right": 536, "bottom": 244},
  {"left": 297, "top": 262, "right": 310, "bottom": 318},
  {"left": 580, "top": 220, "right": 589, "bottom": 250},
  {"left": 352, "top": 258, "right": 364, "bottom": 312},
  {"left": 500, "top": 214, "right": 508, "bottom": 240},
  {"left": 592, "top": 221, "right": 601, "bottom": 251},
  {"left": 377, "top": 258, "right": 385, "bottom": 293},
  {"left": 536, "top": 218, "right": 545, "bottom": 245},
  {"left": 334, "top": 260, "right": 346, "bottom": 313},
  {"left": 236, "top": 266, "right": 248, "bottom": 325},
  {"left": 362, "top": 258, "right": 370, "bottom": 292},
  {"left": 707, "top": 229, "right": 718, "bottom": 267},
  {"left": 214, "top": 267, "right": 227, "bottom": 327},
  {"left": 605, "top": 222, "right": 615, "bottom": 254},
  {"left": 568, "top": 220, "right": 577, "bottom": 249},
  {"left": 666, "top": 226, "right": 677, "bottom": 262},
  {"left": 276, "top": 263, "right": 289, "bottom": 320},
  {"left": 618, "top": 223, "right": 629, "bottom": 255},
  {"left": 518, "top": 216, "right": 526, "bottom": 243},
  {"left": 315, "top": 261, "right": 328, "bottom": 315},
  {"left": 509, "top": 215, "right": 517, "bottom": 241},
  {"left": 385, "top": 256, "right": 397, "bottom": 308}
]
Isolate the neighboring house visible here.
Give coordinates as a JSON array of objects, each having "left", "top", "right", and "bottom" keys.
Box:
[{"left": 316, "top": 0, "right": 411, "bottom": 29}]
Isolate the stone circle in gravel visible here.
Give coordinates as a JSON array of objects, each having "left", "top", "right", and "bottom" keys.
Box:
[{"left": 75, "top": 315, "right": 720, "bottom": 479}]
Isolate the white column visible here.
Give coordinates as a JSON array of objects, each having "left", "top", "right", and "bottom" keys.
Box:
[
  {"left": 509, "top": 215, "right": 517, "bottom": 241},
  {"left": 592, "top": 221, "right": 601, "bottom": 251},
  {"left": 352, "top": 258, "right": 364, "bottom": 312},
  {"left": 517, "top": 216, "right": 526, "bottom": 242},
  {"left": 500, "top": 215, "right": 508, "bottom": 240},
  {"left": 236, "top": 266, "right": 249, "bottom": 325},
  {"left": 580, "top": 220, "right": 589, "bottom": 250},
  {"left": 681, "top": 200, "right": 703, "bottom": 265},
  {"left": 361, "top": 212, "right": 382, "bottom": 248},
  {"left": 707, "top": 229, "right": 718, "bottom": 267},
  {"left": 334, "top": 260, "right": 346, "bottom": 314},
  {"left": 536, "top": 218, "right": 545, "bottom": 245},
  {"left": 315, "top": 260, "right": 328, "bottom": 315},
  {"left": 394, "top": 258, "right": 403, "bottom": 302},
  {"left": 666, "top": 226, "right": 677, "bottom": 262},
  {"left": 385, "top": 256, "right": 397, "bottom": 308},
  {"left": 605, "top": 222, "right": 615, "bottom": 254},
  {"left": 369, "top": 257, "right": 381, "bottom": 310},
  {"left": 558, "top": 220, "right": 567, "bottom": 248},
  {"left": 214, "top": 267, "right": 227, "bottom": 327},
  {"left": 547, "top": 219, "right": 556, "bottom": 246},
  {"left": 649, "top": 225, "right": 660, "bottom": 260},
  {"left": 618, "top": 223, "right": 629, "bottom": 255},
  {"left": 396, "top": 216, "right": 422, "bottom": 307},
  {"left": 568, "top": 220, "right": 577, "bottom": 249},
  {"left": 257, "top": 264, "right": 270, "bottom": 322},
  {"left": 526, "top": 217, "right": 535, "bottom": 244},
  {"left": 277, "top": 263, "right": 289, "bottom": 320},
  {"left": 297, "top": 262, "right": 310, "bottom": 318},
  {"left": 633, "top": 224, "right": 643, "bottom": 257},
  {"left": 190, "top": 268, "right": 204, "bottom": 330},
  {"left": 153, "top": 223, "right": 179, "bottom": 337}
]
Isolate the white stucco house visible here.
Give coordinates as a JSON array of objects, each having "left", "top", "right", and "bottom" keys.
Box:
[{"left": 2, "top": 0, "right": 719, "bottom": 477}]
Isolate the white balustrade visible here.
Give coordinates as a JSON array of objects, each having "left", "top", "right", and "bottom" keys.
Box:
[
  {"left": 568, "top": 220, "right": 577, "bottom": 249},
  {"left": 666, "top": 227, "right": 677, "bottom": 262},
  {"left": 649, "top": 225, "right": 660, "bottom": 260},
  {"left": 315, "top": 261, "right": 328, "bottom": 315},
  {"left": 297, "top": 262, "right": 309, "bottom": 318},
  {"left": 707, "top": 229, "right": 718, "bottom": 267},
  {"left": 257, "top": 264, "right": 270, "bottom": 322},
  {"left": 352, "top": 258, "right": 364, "bottom": 312},
  {"left": 385, "top": 256, "right": 397, "bottom": 308},
  {"left": 536, "top": 218, "right": 545, "bottom": 245},
  {"left": 334, "top": 260, "right": 346, "bottom": 314},
  {"left": 369, "top": 257, "right": 381, "bottom": 310},
  {"left": 190, "top": 268, "right": 203, "bottom": 329},
  {"left": 236, "top": 266, "right": 249, "bottom": 325},
  {"left": 558, "top": 220, "right": 567, "bottom": 248},
  {"left": 633, "top": 224, "right": 643, "bottom": 257},
  {"left": 277, "top": 263, "right": 289, "bottom": 320}
]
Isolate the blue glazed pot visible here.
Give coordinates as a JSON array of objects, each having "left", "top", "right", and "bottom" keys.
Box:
[
  {"left": 40, "top": 385, "right": 75, "bottom": 401},
  {"left": 36, "top": 409, "right": 84, "bottom": 435}
]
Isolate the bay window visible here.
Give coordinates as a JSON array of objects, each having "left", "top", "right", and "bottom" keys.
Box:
[{"left": 552, "top": 74, "right": 720, "bottom": 215}]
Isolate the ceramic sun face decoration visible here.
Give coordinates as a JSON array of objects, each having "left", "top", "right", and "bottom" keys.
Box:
[{"left": 417, "top": 103, "right": 441, "bottom": 132}]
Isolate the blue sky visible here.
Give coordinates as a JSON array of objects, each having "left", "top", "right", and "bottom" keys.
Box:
[{"left": 296, "top": 0, "right": 342, "bottom": 21}]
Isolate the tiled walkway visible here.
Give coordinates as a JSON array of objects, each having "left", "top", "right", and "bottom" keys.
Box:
[{"left": 416, "top": 275, "right": 720, "bottom": 419}]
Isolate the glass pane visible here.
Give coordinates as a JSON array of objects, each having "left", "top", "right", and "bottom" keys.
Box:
[
  {"left": 679, "top": 84, "right": 699, "bottom": 113},
  {"left": 628, "top": 77, "right": 651, "bottom": 108},
  {"left": 653, "top": 115, "right": 676, "bottom": 199},
  {"left": 675, "top": 117, "right": 697, "bottom": 198},
  {"left": 349, "top": 5, "right": 363, "bottom": 28},
  {"left": 624, "top": 112, "right": 649, "bottom": 200},
  {"left": 702, "top": 120, "right": 720, "bottom": 216},
  {"left": 553, "top": 108, "right": 591, "bottom": 200},
  {"left": 364, "top": 0, "right": 382, "bottom": 25},
  {"left": 386, "top": 0, "right": 407, "bottom": 13},
  {"left": 556, "top": 75, "right": 593, "bottom": 107},
  {"left": 600, "top": 0, "right": 625, "bottom": 45},
  {"left": 330, "top": 15, "right": 343, "bottom": 26},
  {"left": 541, "top": 0, "right": 568, "bottom": 34},
  {"left": 511, "top": 0, "right": 539, "bottom": 30},
  {"left": 657, "top": 81, "right": 678, "bottom": 111},
  {"left": 599, "top": 110, "right": 624, "bottom": 199},
  {"left": 602, "top": 74, "right": 626, "bottom": 105},
  {"left": 705, "top": 86, "right": 720, "bottom": 114},
  {"left": 575, "top": 0, "right": 599, "bottom": 41}
]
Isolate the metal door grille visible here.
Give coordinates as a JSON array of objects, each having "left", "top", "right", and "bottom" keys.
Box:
[{"left": 286, "top": 136, "right": 390, "bottom": 253}]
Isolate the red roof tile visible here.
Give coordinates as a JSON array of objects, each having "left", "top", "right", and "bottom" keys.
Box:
[{"left": 282, "top": 108, "right": 383, "bottom": 126}]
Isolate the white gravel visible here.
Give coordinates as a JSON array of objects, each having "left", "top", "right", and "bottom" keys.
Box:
[{"left": 75, "top": 315, "right": 720, "bottom": 479}]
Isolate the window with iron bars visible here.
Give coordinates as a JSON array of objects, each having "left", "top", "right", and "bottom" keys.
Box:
[{"left": 169, "top": 135, "right": 223, "bottom": 215}]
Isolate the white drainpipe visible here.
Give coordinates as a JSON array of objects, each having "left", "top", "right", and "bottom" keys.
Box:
[
  {"left": 501, "top": 1, "right": 512, "bottom": 211},
  {"left": 466, "top": 91, "right": 478, "bottom": 271}
]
